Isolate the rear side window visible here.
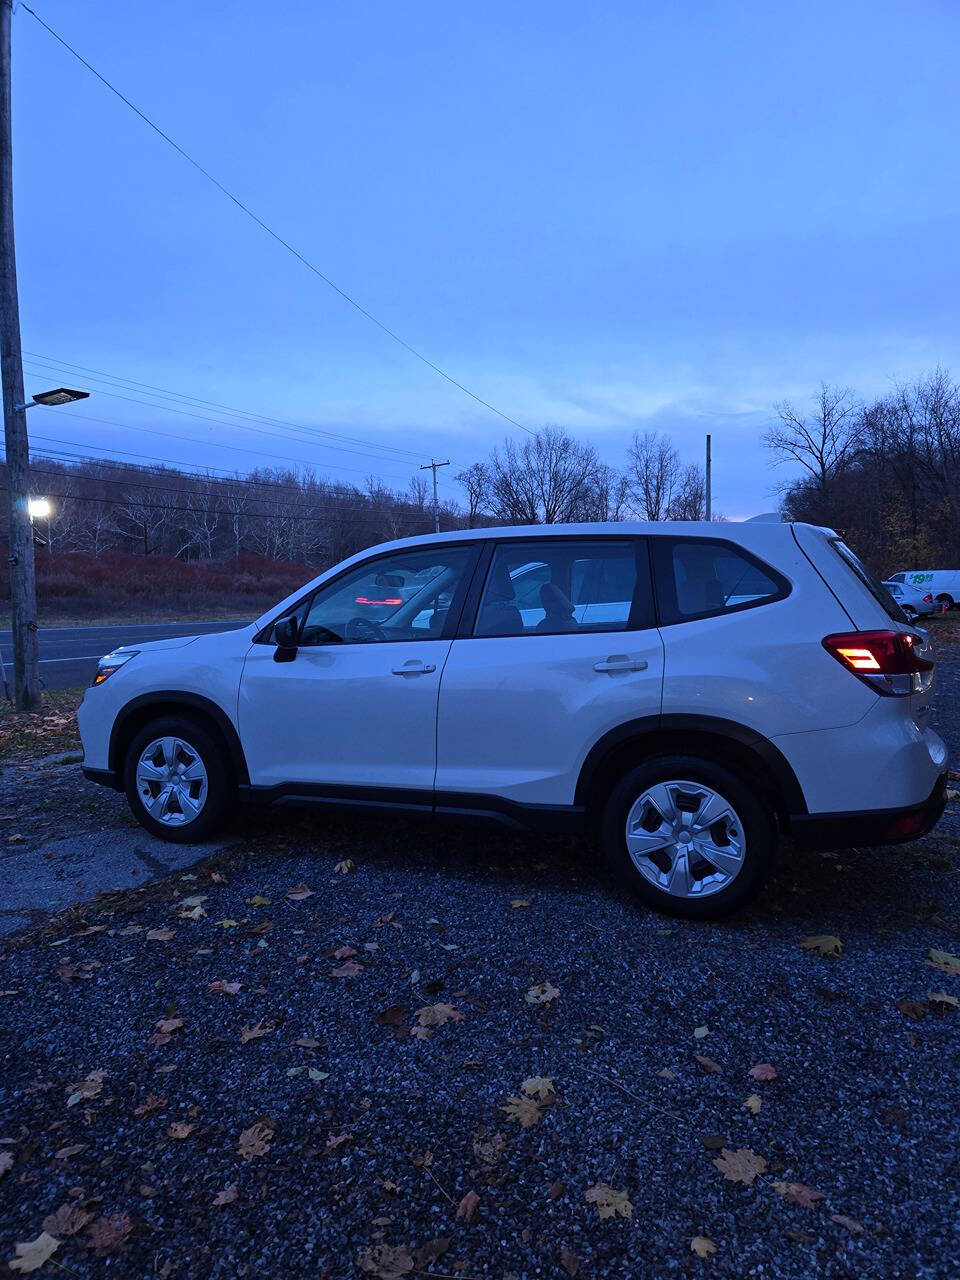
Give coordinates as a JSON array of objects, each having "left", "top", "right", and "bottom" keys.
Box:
[
  {"left": 473, "top": 539, "right": 648, "bottom": 637},
  {"left": 652, "top": 538, "right": 788, "bottom": 624},
  {"left": 830, "top": 539, "right": 906, "bottom": 624}
]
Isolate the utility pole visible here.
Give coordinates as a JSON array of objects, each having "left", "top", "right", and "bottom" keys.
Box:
[
  {"left": 705, "top": 433, "right": 712, "bottom": 522},
  {"left": 420, "top": 457, "right": 450, "bottom": 534},
  {"left": 0, "top": 1, "right": 41, "bottom": 710}
]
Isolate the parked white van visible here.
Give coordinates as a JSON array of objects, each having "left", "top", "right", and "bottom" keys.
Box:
[{"left": 887, "top": 570, "right": 960, "bottom": 609}]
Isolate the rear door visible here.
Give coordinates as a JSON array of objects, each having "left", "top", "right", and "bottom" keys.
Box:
[{"left": 435, "top": 537, "right": 663, "bottom": 808}]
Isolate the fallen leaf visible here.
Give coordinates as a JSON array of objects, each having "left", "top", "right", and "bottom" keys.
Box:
[
  {"left": 334, "top": 859, "right": 355, "bottom": 874},
  {"left": 927, "top": 948, "right": 960, "bottom": 976},
  {"left": 895, "top": 997, "right": 927, "bottom": 1020},
  {"left": 333, "top": 944, "right": 358, "bottom": 959},
  {"left": 521, "top": 1075, "right": 556, "bottom": 1102},
  {"left": 456, "top": 1189, "right": 480, "bottom": 1221},
  {"left": 784, "top": 1228, "right": 814, "bottom": 1244},
  {"left": 178, "top": 905, "right": 206, "bottom": 921},
  {"left": 0, "top": 1151, "right": 12, "bottom": 1177},
  {"left": 772, "top": 1180, "right": 825, "bottom": 1210},
  {"left": 212, "top": 1184, "right": 238, "bottom": 1207},
  {"left": 208, "top": 980, "right": 242, "bottom": 996},
  {"left": 800, "top": 934, "right": 843, "bottom": 958},
  {"left": 146, "top": 928, "right": 175, "bottom": 941},
  {"left": 85, "top": 1214, "right": 133, "bottom": 1253},
  {"left": 240, "top": 1020, "right": 275, "bottom": 1043},
  {"left": 246, "top": 894, "right": 272, "bottom": 906},
  {"left": 690, "top": 1236, "right": 717, "bottom": 1258},
  {"left": 501, "top": 1096, "right": 542, "bottom": 1128},
  {"left": 237, "top": 1120, "right": 274, "bottom": 1161},
  {"left": 133, "top": 1093, "right": 167, "bottom": 1117},
  {"left": 511, "top": 899, "right": 532, "bottom": 909},
  {"left": 166, "top": 1121, "right": 196, "bottom": 1140},
  {"left": 744, "top": 1094, "right": 762, "bottom": 1115},
  {"left": 373, "top": 1005, "right": 407, "bottom": 1027},
  {"left": 694, "top": 1054, "right": 723, "bottom": 1074},
  {"left": 357, "top": 1243, "right": 414, "bottom": 1278},
  {"left": 331, "top": 960, "right": 363, "bottom": 978},
  {"left": 525, "top": 981, "right": 560, "bottom": 1005},
  {"left": 325, "top": 1131, "right": 353, "bottom": 1152},
  {"left": 748, "top": 1062, "right": 778, "bottom": 1081},
  {"left": 155, "top": 1018, "right": 185, "bottom": 1035},
  {"left": 585, "top": 1182, "right": 633, "bottom": 1220},
  {"left": 927, "top": 989, "right": 960, "bottom": 1010},
  {"left": 713, "top": 1147, "right": 767, "bottom": 1185},
  {"left": 830, "top": 1212, "right": 863, "bottom": 1233},
  {"left": 560, "top": 1244, "right": 580, "bottom": 1276},
  {"left": 414, "top": 1238, "right": 450, "bottom": 1269},
  {"left": 286, "top": 883, "right": 314, "bottom": 901},
  {"left": 548, "top": 1180, "right": 565, "bottom": 1199},
  {"left": 41, "top": 1203, "right": 94, "bottom": 1236},
  {"left": 308, "top": 1067, "right": 329, "bottom": 1082},
  {"left": 7, "top": 1232, "right": 60, "bottom": 1273},
  {"left": 292, "top": 1035, "right": 322, "bottom": 1049},
  {"left": 473, "top": 1131, "right": 509, "bottom": 1165},
  {"left": 693, "top": 1025, "right": 709, "bottom": 1039},
  {"left": 414, "top": 1002, "right": 464, "bottom": 1030},
  {"left": 53, "top": 1143, "right": 88, "bottom": 1161},
  {"left": 66, "top": 1069, "right": 104, "bottom": 1105}
]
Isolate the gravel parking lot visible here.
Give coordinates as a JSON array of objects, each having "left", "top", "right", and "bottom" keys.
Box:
[{"left": 1, "top": 642, "right": 959, "bottom": 1278}]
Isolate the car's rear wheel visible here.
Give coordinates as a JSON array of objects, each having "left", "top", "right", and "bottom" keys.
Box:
[
  {"left": 601, "top": 755, "right": 777, "bottom": 918},
  {"left": 936, "top": 593, "right": 954, "bottom": 610},
  {"left": 124, "top": 715, "right": 230, "bottom": 842}
]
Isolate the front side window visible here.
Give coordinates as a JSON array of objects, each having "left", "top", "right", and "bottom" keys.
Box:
[
  {"left": 473, "top": 540, "right": 642, "bottom": 637},
  {"left": 289, "top": 545, "right": 473, "bottom": 645},
  {"left": 653, "top": 538, "right": 787, "bottom": 624}
]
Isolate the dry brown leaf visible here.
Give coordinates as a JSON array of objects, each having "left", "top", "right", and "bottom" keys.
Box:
[
  {"left": 501, "top": 1096, "right": 542, "bottom": 1128},
  {"left": 330, "top": 960, "right": 363, "bottom": 978},
  {"left": 560, "top": 1245, "right": 580, "bottom": 1276},
  {"left": 237, "top": 1120, "right": 274, "bottom": 1161},
  {"left": 7, "top": 1232, "right": 61, "bottom": 1273},
  {"left": 456, "top": 1189, "right": 480, "bottom": 1221},
  {"left": 927, "top": 948, "right": 960, "bottom": 976},
  {"left": 748, "top": 1062, "right": 778, "bottom": 1081},
  {"left": 146, "top": 928, "right": 175, "bottom": 941},
  {"left": 584, "top": 1182, "right": 633, "bottom": 1220},
  {"left": 772, "top": 1180, "right": 824, "bottom": 1210},
  {"left": 325, "top": 1131, "right": 353, "bottom": 1152},
  {"left": 895, "top": 997, "right": 927, "bottom": 1020},
  {"left": 744, "top": 1094, "right": 762, "bottom": 1115},
  {"left": 292, "top": 1035, "right": 322, "bottom": 1049},
  {"left": 240, "top": 1020, "right": 275, "bottom": 1043},
  {"left": 830, "top": 1212, "right": 863, "bottom": 1233},
  {"left": 694, "top": 1054, "right": 723, "bottom": 1074},
  {"left": 53, "top": 1143, "right": 88, "bottom": 1161},
  {"left": 85, "top": 1214, "right": 133, "bottom": 1253},
  {"left": 800, "top": 934, "right": 843, "bottom": 958},
  {"left": 208, "top": 980, "right": 241, "bottom": 996},
  {"left": 166, "top": 1121, "right": 196, "bottom": 1140},
  {"left": 927, "top": 989, "right": 960, "bottom": 1010},
  {"left": 713, "top": 1147, "right": 767, "bottom": 1185},
  {"left": 357, "top": 1243, "right": 414, "bottom": 1278},
  {"left": 41, "top": 1203, "right": 94, "bottom": 1237},
  {"left": 66, "top": 1069, "right": 104, "bottom": 1105},
  {"left": 511, "top": 899, "right": 532, "bottom": 909},
  {"left": 690, "top": 1236, "right": 717, "bottom": 1258},
  {"left": 334, "top": 859, "right": 355, "bottom": 874},
  {"left": 414, "top": 1002, "right": 464, "bottom": 1029},
  {"left": 521, "top": 1075, "right": 556, "bottom": 1101},
  {"left": 133, "top": 1092, "right": 167, "bottom": 1117},
  {"left": 286, "top": 883, "right": 315, "bottom": 900},
  {"left": 525, "top": 981, "right": 560, "bottom": 1005},
  {"left": 212, "top": 1184, "right": 238, "bottom": 1207}
]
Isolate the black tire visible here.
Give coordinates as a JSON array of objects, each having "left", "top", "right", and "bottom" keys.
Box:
[
  {"left": 123, "top": 715, "right": 231, "bottom": 843},
  {"left": 903, "top": 606, "right": 918, "bottom": 622},
  {"left": 936, "top": 594, "right": 954, "bottom": 610},
  {"left": 600, "top": 755, "right": 777, "bottom": 919}
]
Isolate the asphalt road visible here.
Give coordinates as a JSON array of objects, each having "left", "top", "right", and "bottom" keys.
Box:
[{"left": 0, "top": 620, "right": 249, "bottom": 691}]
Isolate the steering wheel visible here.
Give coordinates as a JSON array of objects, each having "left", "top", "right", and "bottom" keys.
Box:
[{"left": 344, "top": 616, "right": 387, "bottom": 643}]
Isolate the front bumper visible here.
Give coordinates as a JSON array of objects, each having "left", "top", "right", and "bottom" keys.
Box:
[
  {"left": 82, "top": 765, "right": 123, "bottom": 791},
  {"left": 789, "top": 771, "right": 947, "bottom": 850}
]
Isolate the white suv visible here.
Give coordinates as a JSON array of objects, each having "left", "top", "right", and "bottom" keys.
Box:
[{"left": 78, "top": 521, "right": 947, "bottom": 918}]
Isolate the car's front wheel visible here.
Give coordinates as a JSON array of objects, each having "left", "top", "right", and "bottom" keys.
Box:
[
  {"left": 601, "top": 755, "right": 777, "bottom": 918},
  {"left": 902, "top": 605, "right": 919, "bottom": 622},
  {"left": 124, "top": 715, "right": 230, "bottom": 842}
]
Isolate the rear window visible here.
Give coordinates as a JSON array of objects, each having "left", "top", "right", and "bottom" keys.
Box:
[
  {"left": 652, "top": 538, "right": 788, "bottom": 624},
  {"left": 830, "top": 539, "right": 907, "bottom": 624}
]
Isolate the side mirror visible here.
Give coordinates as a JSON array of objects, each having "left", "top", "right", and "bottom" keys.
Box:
[{"left": 273, "top": 616, "right": 299, "bottom": 662}]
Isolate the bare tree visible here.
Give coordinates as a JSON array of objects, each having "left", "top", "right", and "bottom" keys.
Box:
[
  {"left": 763, "top": 384, "right": 862, "bottom": 498},
  {"left": 667, "top": 463, "right": 706, "bottom": 520},
  {"left": 627, "top": 431, "right": 680, "bottom": 520},
  {"left": 114, "top": 491, "right": 168, "bottom": 556},
  {"left": 486, "top": 426, "right": 601, "bottom": 524},
  {"left": 579, "top": 463, "right": 632, "bottom": 521},
  {"left": 455, "top": 462, "right": 489, "bottom": 527},
  {"left": 407, "top": 473, "right": 430, "bottom": 511}
]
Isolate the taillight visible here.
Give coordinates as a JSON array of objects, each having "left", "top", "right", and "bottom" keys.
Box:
[
  {"left": 823, "top": 630, "right": 934, "bottom": 696},
  {"left": 923, "top": 593, "right": 933, "bottom": 604}
]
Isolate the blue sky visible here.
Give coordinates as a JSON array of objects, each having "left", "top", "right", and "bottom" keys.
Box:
[{"left": 12, "top": 0, "right": 960, "bottom": 516}]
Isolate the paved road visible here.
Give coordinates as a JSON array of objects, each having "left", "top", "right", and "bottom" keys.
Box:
[{"left": 0, "top": 620, "right": 249, "bottom": 691}]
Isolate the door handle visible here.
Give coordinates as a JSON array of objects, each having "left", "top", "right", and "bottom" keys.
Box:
[
  {"left": 594, "top": 655, "right": 649, "bottom": 673},
  {"left": 391, "top": 660, "right": 437, "bottom": 676}
]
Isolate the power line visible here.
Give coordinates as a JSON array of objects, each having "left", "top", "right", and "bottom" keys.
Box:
[
  {"left": 19, "top": 5, "right": 536, "bottom": 437},
  {"left": 23, "top": 350, "right": 427, "bottom": 463}
]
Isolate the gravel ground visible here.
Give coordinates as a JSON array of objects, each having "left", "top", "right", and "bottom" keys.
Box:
[{"left": 2, "top": 645, "right": 960, "bottom": 1277}]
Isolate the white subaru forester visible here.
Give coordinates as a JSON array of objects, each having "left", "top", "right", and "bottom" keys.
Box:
[{"left": 78, "top": 521, "right": 947, "bottom": 918}]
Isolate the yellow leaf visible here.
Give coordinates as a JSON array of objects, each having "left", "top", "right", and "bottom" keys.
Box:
[
  {"left": 585, "top": 1183, "right": 632, "bottom": 1220},
  {"left": 690, "top": 1236, "right": 717, "bottom": 1258},
  {"left": 7, "top": 1232, "right": 61, "bottom": 1273},
  {"left": 800, "top": 934, "right": 843, "bottom": 958},
  {"left": 744, "top": 1094, "right": 762, "bottom": 1115},
  {"left": 521, "top": 1076, "right": 556, "bottom": 1101},
  {"left": 525, "top": 981, "right": 560, "bottom": 1005},
  {"left": 713, "top": 1147, "right": 767, "bottom": 1185},
  {"left": 927, "top": 948, "right": 960, "bottom": 976}
]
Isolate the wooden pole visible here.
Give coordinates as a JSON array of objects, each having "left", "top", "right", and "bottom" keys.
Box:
[{"left": 0, "top": 1, "right": 41, "bottom": 709}]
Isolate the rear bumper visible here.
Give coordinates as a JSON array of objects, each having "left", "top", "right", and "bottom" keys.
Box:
[
  {"left": 82, "top": 765, "right": 123, "bottom": 791},
  {"left": 789, "top": 771, "right": 947, "bottom": 850}
]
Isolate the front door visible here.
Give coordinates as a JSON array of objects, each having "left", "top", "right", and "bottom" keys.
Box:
[{"left": 239, "top": 543, "right": 477, "bottom": 792}]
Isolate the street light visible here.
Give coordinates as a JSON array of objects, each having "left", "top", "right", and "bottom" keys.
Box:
[
  {"left": 14, "top": 386, "right": 89, "bottom": 410},
  {"left": 28, "top": 497, "right": 51, "bottom": 519}
]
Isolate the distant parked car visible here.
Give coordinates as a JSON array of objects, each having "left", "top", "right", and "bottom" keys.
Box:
[
  {"left": 887, "top": 569, "right": 960, "bottom": 609},
  {"left": 882, "top": 580, "right": 936, "bottom": 622}
]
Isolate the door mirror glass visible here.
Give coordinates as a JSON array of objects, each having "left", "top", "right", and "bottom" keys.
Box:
[{"left": 273, "top": 616, "right": 300, "bottom": 649}]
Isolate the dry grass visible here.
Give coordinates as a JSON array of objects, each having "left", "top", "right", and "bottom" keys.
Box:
[{"left": 0, "top": 688, "right": 84, "bottom": 763}]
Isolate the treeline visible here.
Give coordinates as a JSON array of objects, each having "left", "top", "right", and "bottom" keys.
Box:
[
  {"left": 3, "top": 425, "right": 709, "bottom": 572},
  {"left": 767, "top": 369, "right": 960, "bottom": 576}
]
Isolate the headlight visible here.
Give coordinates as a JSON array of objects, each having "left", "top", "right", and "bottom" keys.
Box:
[{"left": 92, "top": 650, "right": 139, "bottom": 686}]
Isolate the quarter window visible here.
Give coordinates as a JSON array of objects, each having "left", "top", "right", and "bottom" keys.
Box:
[
  {"left": 653, "top": 538, "right": 786, "bottom": 623},
  {"left": 473, "top": 540, "right": 643, "bottom": 637}
]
